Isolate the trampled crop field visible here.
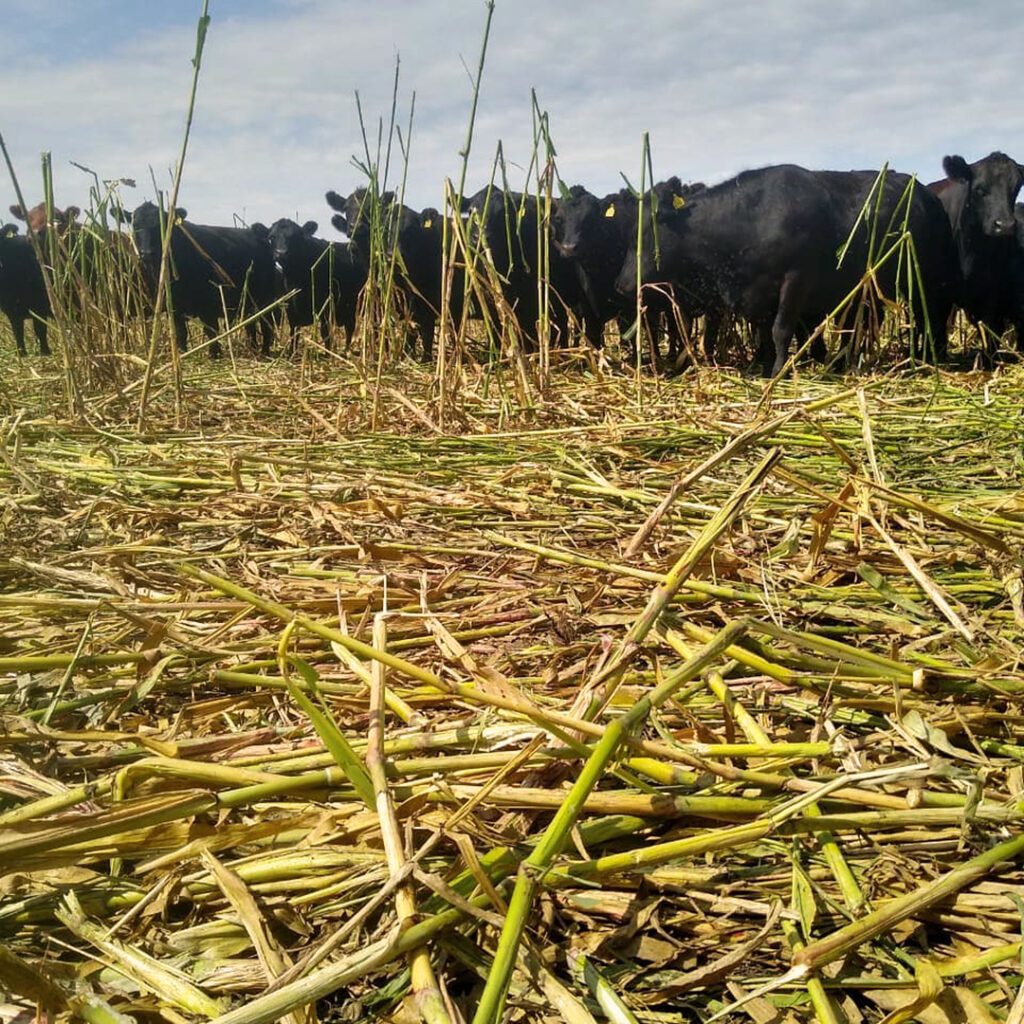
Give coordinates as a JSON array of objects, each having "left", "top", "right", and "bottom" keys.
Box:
[{"left": 3, "top": 350, "right": 1024, "bottom": 1022}]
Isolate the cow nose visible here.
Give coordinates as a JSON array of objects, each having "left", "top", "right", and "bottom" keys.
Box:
[{"left": 993, "top": 219, "right": 1016, "bottom": 236}]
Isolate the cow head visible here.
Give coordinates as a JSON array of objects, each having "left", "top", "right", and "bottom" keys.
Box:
[
  {"left": 944, "top": 152, "right": 1024, "bottom": 237},
  {"left": 325, "top": 188, "right": 394, "bottom": 253},
  {"left": 551, "top": 185, "right": 601, "bottom": 258},
  {"left": 128, "top": 201, "right": 186, "bottom": 272},
  {"left": 1, "top": 223, "right": 19, "bottom": 239},
  {"left": 614, "top": 179, "right": 694, "bottom": 296},
  {"left": 9, "top": 202, "right": 80, "bottom": 236},
  {"left": 460, "top": 187, "right": 533, "bottom": 276},
  {"left": 264, "top": 218, "right": 318, "bottom": 270}
]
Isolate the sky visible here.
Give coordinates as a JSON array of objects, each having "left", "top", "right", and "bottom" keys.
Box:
[{"left": 1, "top": 0, "right": 1021, "bottom": 233}]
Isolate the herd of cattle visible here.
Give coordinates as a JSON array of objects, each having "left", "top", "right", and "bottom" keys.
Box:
[{"left": 1, "top": 150, "right": 1023, "bottom": 375}]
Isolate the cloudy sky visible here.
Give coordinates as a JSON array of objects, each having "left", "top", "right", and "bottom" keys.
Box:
[{"left": 1, "top": 0, "right": 1020, "bottom": 232}]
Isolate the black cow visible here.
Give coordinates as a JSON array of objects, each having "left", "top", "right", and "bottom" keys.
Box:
[
  {"left": 116, "top": 201, "right": 278, "bottom": 357},
  {"left": 616, "top": 165, "right": 958, "bottom": 376},
  {"left": 325, "top": 188, "right": 465, "bottom": 360},
  {"left": 928, "top": 152, "right": 1024, "bottom": 360},
  {"left": 250, "top": 218, "right": 367, "bottom": 351},
  {"left": 0, "top": 224, "right": 51, "bottom": 355},
  {"left": 460, "top": 186, "right": 597, "bottom": 352},
  {"left": 552, "top": 181, "right": 721, "bottom": 364}
]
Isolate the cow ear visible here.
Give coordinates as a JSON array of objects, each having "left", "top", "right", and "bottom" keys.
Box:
[
  {"left": 331, "top": 213, "right": 348, "bottom": 234},
  {"left": 420, "top": 208, "right": 438, "bottom": 229},
  {"left": 382, "top": 191, "right": 395, "bottom": 206},
  {"left": 325, "top": 190, "right": 345, "bottom": 212},
  {"left": 302, "top": 220, "right": 318, "bottom": 235},
  {"left": 943, "top": 155, "right": 971, "bottom": 183},
  {"left": 65, "top": 206, "right": 81, "bottom": 223},
  {"left": 250, "top": 222, "right": 268, "bottom": 240},
  {"left": 9, "top": 204, "right": 26, "bottom": 221},
  {"left": 111, "top": 206, "right": 131, "bottom": 224},
  {"left": 665, "top": 175, "right": 684, "bottom": 192},
  {"left": 174, "top": 207, "right": 188, "bottom": 220},
  {"left": 2, "top": 223, "right": 19, "bottom": 237}
]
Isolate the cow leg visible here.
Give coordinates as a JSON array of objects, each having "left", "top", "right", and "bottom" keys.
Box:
[
  {"left": 702, "top": 309, "right": 721, "bottom": 363},
  {"left": 201, "top": 322, "right": 222, "bottom": 359},
  {"left": 11, "top": 317, "right": 27, "bottom": 356},
  {"left": 752, "top": 321, "right": 775, "bottom": 375},
  {"left": 419, "top": 313, "right": 435, "bottom": 362},
  {"left": 255, "top": 316, "right": 274, "bottom": 358},
  {"left": 808, "top": 332, "right": 827, "bottom": 363},
  {"left": 317, "top": 313, "right": 333, "bottom": 353},
  {"left": 769, "top": 318, "right": 795, "bottom": 376},
  {"left": 36, "top": 319, "right": 50, "bottom": 357},
  {"left": 341, "top": 307, "right": 356, "bottom": 353},
  {"left": 583, "top": 310, "right": 604, "bottom": 350},
  {"left": 669, "top": 309, "right": 692, "bottom": 364},
  {"left": 768, "top": 273, "right": 807, "bottom": 376},
  {"left": 172, "top": 313, "right": 189, "bottom": 353}
]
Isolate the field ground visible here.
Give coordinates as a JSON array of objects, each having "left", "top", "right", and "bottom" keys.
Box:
[{"left": 2, "top": 344, "right": 1024, "bottom": 1022}]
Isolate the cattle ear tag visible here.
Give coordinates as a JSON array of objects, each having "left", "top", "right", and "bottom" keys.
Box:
[
  {"left": 422, "top": 217, "right": 433, "bottom": 229},
  {"left": 604, "top": 204, "right": 615, "bottom": 218},
  {"left": 672, "top": 195, "right": 687, "bottom": 209}
]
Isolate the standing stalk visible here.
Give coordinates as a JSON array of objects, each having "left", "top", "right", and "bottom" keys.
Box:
[{"left": 136, "top": 1, "right": 211, "bottom": 430}]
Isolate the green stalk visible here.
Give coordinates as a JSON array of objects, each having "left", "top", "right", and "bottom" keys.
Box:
[
  {"left": 275, "top": 659, "right": 376, "bottom": 808},
  {"left": 471, "top": 617, "right": 748, "bottom": 1024},
  {"left": 178, "top": 563, "right": 443, "bottom": 687},
  {"left": 585, "top": 447, "right": 780, "bottom": 718},
  {"left": 0, "top": 792, "right": 215, "bottom": 873},
  {"left": 702, "top": 667, "right": 863, "bottom": 913},
  {"left": 780, "top": 918, "right": 844, "bottom": 1024},
  {"left": 366, "top": 616, "right": 450, "bottom": 1024},
  {"left": 57, "top": 891, "right": 224, "bottom": 1018},
  {"left": 0, "top": 652, "right": 152, "bottom": 672},
  {"left": 792, "top": 829, "right": 1024, "bottom": 973}
]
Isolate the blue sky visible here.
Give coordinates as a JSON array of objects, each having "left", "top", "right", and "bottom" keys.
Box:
[{"left": 1, "top": 0, "right": 1021, "bottom": 231}]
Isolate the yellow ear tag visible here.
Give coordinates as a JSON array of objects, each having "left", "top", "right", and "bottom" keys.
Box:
[
  {"left": 175, "top": 215, "right": 184, "bottom": 225},
  {"left": 423, "top": 218, "right": 433, "bottom": 229},
  {"left": 604, "top": 204, "right": 616, "bottom": 218},
  {"left": 672, "top": 195, "right": 687, "bottom": 209}
]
